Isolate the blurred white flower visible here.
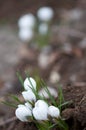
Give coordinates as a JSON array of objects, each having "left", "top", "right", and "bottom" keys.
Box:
[
  {"left": 38, "top": 23, "right": 48, "bottom": 35},
  {"left": 49, "top": 71, "right": 61, "bottom": 83},
  {"left": 15, "top": 105, "right": 32, "bottom": 122},
  {"left": 18, "top": 28, "right": 34, "bottom": 42},
  {"left": 38, "top": 87, "right": 58, "bottom": 98},
  {"left": 24, "top": 77, "right": 36, "bottom": 91},
  {"left": 22, "top": 90, "right": 36, "bottom": 102},
  {"left": 38, "top": 52, "right": 50, "bottom": 69},
  {"left": 18, "top": 14, "right": 36, "bottom": 29},
  {"left": 61, "top": 9, "right": 83, "bottom": 22},
  {"left": 48, "top": 106, "right": 60, "bottom": 118},
  {"left": 37, "top": 7, "right": 54, "bottom": 21},
  {"left": 33, "top": 100, "right": 48, "bottom": 120},
  {"left": 68, "top": 9, "right": 83, "bottom": 21}
]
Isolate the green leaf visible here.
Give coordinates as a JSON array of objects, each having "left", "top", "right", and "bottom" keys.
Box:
[
  {"left": 57, "top": 119, "right": 69, "bottom": 130},
  {"left": 16, "top": 72, "right": 24, "bottom": 89},
  {"left": 58, "top": 100, "right": 73, "bottom": 108},
  {"left": 49, "top": 123, "right": 57, "bottom": 129},
  {"left": 10, "top": 94, "right": 23, "bottom": 104},
  {"left": 40, "top": 79, "right": 57, "bottom": 106},
  {"left": 58, "top": 85, "right": 64, "bottom": 111},
  {"left": 2, "top": 101, "right": 17, "bottom": 108}
]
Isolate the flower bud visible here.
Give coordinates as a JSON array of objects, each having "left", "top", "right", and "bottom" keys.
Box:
[
  {"left": 38, "top": 86, "right": 58, "bottom": 99},
  {"left": 38, "top": 23, "right": 48, "bottom": 35},
  {"left": 24, "top": 77, "right": 36, "bottom": 91},
  {"left": 37, "top": 7, "right": 54, "bottom": 22},
  {"left": 15, "top": 105, "right": 32, "bottom": 122},
  {"left": 33, "top": 100, "right": 48, "bottom": 120},
  {"left": 48, "top": 106, "right": 60, "bottom": 118},
  {"left": 22, "top": 90, "right": 36, "bottom": 102},
  {"left": 18, "top": 28, "right": 34, "bottom": 42},
  {"left": 18, "top": 14, "right": 36, "bottom": 29}
]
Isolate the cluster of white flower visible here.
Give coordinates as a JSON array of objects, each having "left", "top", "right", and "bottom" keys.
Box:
[
  {"left": 37, "top": 7, "right": 54, "bottom": 35},
  {"left": 18, "top": 7, "right": 54, "bottom": 42},
  {"left": 15, "top": 77, "right": 60, "bottom": 122},
  {"left": 18, "top": 14, "right": 36, "bottom": 42}
]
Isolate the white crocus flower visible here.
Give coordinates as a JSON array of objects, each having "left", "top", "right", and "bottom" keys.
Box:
[
  {"left": 18, "top": 28, "right": 34, "bottom": 42},
  {"left": 22, "top": 90, "right": 36, "bottom": 102},
  {"left": 38, "top": 23, "right": 48, "bottom": 35},
  {"left": 15, "top": 104, "right": 32, "bottom": 122},
  {"left": 48, "top": 106, "right": 60, "bottom": 118},
  {"left": 38, "top": 87, "right": 58, "bottom": 99},
  {"left": 18, "top": 14, "right": 36, "bottom": 29},
  {"left": 33, "top": 100, "right": 48, "bottom": 120},
  {"left": 37, "top": 7, "right": 54, "bottom": 22},
  {"left": 24, "top": 77, "right": 36, "bottom": 91}
]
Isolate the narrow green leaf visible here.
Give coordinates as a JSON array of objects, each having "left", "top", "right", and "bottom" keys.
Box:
[
  {"left": 2, "top": 101, "right": 17, "bottom": 108},
  {"left": 16, "top": 72, "right": 24, "bottom": 89},
  {"left": 10, "top": 94, "right": 23, "bottom": 104},
  {"left": 40, "top": 79, "right": 57, "bottom": 106},
  {"left": 49, "top": 123, "right": 57, "bottom": 129},
  {"left": 57, "top": 119, "right": 69, "bottom": 130},
  {"left": 58, "top": 100, "right": 73, "bottom": 108},
  {"left": 58, "top": 85, "right": 64, "bottom": 110}
]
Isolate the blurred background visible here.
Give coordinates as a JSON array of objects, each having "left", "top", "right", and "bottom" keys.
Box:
[{"left": 0, "top": 0, "right": 86, "bottom": 130}]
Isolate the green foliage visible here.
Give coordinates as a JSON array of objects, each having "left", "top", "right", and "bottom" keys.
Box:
[
  {"left": 16, "top": 72, "right": 24, "bottom": 90},
  {"left": 2, "top": 101, "right": 17, "bottom": 108}
]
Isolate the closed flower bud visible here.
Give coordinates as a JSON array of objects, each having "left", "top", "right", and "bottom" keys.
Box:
[
  {"left": 37, "top": 7, "right": 54, "bottom": 22},
  {"left": 18, "top": 28, "right": 34, "bottom": 42},
  {"left": 22, "top": 90, "right": 36, "bottom": 102},
  {"left": 48, "top": 106, "right": 60, "bottom": 118},
  {"left": 24, "top": 77, "right": 36, "bottom": 91},
  {"left": 15, "top": 105, "right": 32, "bottom": 122},
  {"left": 38, "top": 23, "right": 48, "bottom": 35},
  {"left": 38, "top": 86, "right": 58, "bottom": 99},
  {"left": 18, "top": 14, "right": 36, "bottom": 29},
  {"left": 33, "top": 100, "right": 48, "bottom": 120}
]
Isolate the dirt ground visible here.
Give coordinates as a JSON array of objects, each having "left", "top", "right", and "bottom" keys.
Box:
[{"left": 0, "top": 0, "right": 86, "bottom": 130}]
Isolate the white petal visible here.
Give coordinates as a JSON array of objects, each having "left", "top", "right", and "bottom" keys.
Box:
[
  {"left": 33, "top": 107, "right": 48, "bottom": 120},
  {"left": 15, "top": 105, "right": 32, "bottom": 122},
  {"left": 35, "top": 100, "right": 48, "bottom": 108},
  {"left": 33, "top": 100, "right": 48, "bottom": 120},
  {"left": 18, "top": 104, "right": 25, "bottom": 108},
  {"left": 37, "top": 7, "right": 54, "bottom": 21},
  {"left": 24, "top": 77, "right": 36, "bottom": 91},
  {"left": 48, "top": 106, "right": 60, "bottom": 118},
  {"left": 22, "top": 90, "right": 36, "bottom": 102}
]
